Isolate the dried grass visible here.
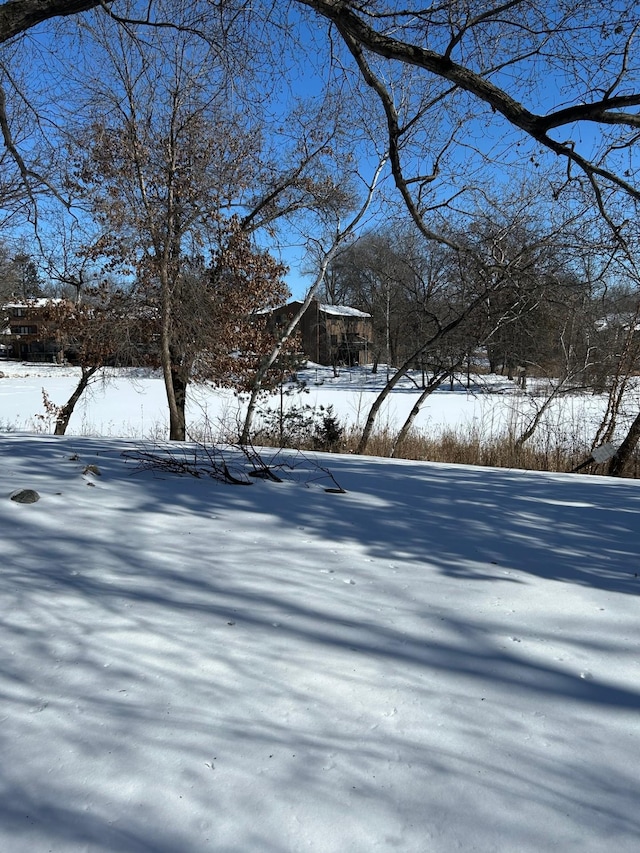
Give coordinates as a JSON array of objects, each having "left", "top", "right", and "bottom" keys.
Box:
[{"left": 257, "top": 422, "right": 640, "bottom": 477}]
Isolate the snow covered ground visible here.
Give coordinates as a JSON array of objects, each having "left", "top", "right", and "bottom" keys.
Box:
[{"left": 1, "top": 363, "right": 640, "bottom": 851}]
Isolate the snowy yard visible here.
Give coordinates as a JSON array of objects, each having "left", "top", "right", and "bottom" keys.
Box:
[{"left": 1, "top": 363, "right": 639, "bottom": 851}]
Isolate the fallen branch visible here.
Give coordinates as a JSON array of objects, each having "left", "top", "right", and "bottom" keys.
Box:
[{"left": 122, "top": 440, "right": 347, "bottom": 493}]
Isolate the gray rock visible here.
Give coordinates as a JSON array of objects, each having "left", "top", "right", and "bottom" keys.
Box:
[{"left": 10, "top": 488, "right": 40, "bottom": 504}]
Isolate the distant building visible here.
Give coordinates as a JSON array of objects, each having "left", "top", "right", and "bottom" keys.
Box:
[
  {"left": 0, "top": 299, "right": 65, "bottom": 362},
  {"left": 269, "top": 298, "right": 372, "bottom": 366}
]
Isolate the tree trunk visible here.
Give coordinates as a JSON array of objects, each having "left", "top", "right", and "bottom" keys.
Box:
[
  {"left": 356, "top": 362, "right": 408, "bottom": 454},
  {"left": 608, "top": 410, "right": 640, "bottom": 477},
  {"left": 54, "top": 365, "right": 100, "bottom": 435},
  {"left": 514, "top": 393, "right": 553, "bottom": 448},
  {"left": 390, "top": 369, "right": 450, "bottom": 457},
  {"left": 507, "top": 359, "right": 514, "bottom": 381},
  {"left": 168, "top": 363, "right": 188, "bottom": 441},
  {"left": 158, "top": 265, "right": 187, "bottom": 442}
]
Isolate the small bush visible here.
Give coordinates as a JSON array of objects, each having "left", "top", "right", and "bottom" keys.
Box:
[{"left": 312, "top": 405, "right": 344, "bottom": 452}]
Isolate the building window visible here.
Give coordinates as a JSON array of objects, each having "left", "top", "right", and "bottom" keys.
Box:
[
  {"left": 11, "top": 325, "right": 38, "bottom": 335},
  {"left": 11, "top": 307, "right": 25, "bottom": 318}
]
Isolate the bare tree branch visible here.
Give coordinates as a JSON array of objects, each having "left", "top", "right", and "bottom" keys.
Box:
[
  {"left": 0, "top": 0, "right": 106, "bottom": 44},
  {"left": 298, "top": 0, "right": 640, "bottom": 205}
]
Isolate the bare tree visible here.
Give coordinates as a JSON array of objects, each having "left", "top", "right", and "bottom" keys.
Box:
[
  {"left": 0, "top": 240, "right": 42, "bottom": 299},
  {"left": 294, "top": 3, "right": 640, "bottom": 461},
  {"left": 323, "top": 229, "right": 419, "bottom": 371},
  {"left": 62, "top": 3, "right": 356, "bottom": 440}
]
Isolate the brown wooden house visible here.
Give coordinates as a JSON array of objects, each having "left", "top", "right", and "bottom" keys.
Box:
[
  {"left": 269, "top": 298, "right": 372, "bottom": 366},
  {"left": 1, "top": 300, "right": 65, "bottom": 362}
]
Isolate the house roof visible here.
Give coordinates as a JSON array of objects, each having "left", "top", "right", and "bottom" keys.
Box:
[
  {"left": 267, "top": 299, "right": 372, "bottom": 319},
  {"left": 2, "top": 298, "right": 65, "bottom": 309},
  {"left": 318, "top": 303, "right": 371, "bottom": 319}
]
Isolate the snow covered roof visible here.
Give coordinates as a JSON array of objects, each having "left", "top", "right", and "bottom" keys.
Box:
[
  {"left": 2, "top": 298, "right": 65, "bottom": 309},
  {"left": 318, "top": 303, "right": 371, "bottom": 318},
  {"left": 267, "top": 300, "right": 371, "bottom": 318}
]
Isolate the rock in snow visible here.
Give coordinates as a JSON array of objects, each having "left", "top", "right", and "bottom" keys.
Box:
[{"left": 9, "top": 488, "right": 40, "bottom": 503}]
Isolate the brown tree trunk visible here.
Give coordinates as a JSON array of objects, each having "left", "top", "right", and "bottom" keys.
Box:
[
  {"left": 168, "top": 362, "right": 188, "bottom": 441},
  {"left": 608, "top": 411, "right": 640, "bottom": 477},
  {"left": 158, "top": 265, "right": 187, "bottom": 442},
  {"left": 390, "top": 369, "right": 450, "bottom": 457},
  {"left": 54, "top": 365, "right": 100, "bottom": 435}
]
